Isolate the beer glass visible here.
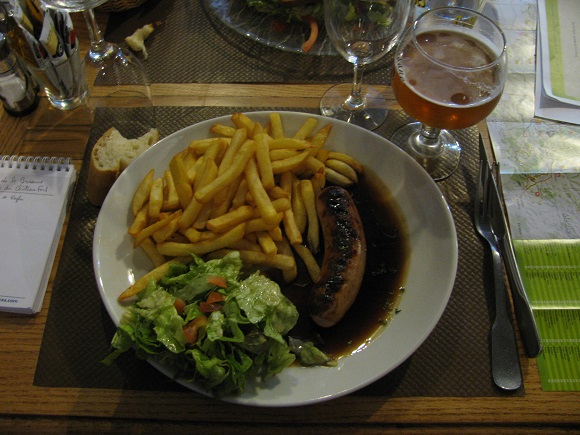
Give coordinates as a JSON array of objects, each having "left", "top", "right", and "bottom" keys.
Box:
[
  {"left": 391, "top": 7, "right": 506, "bottom": 180},
  {"left": 320, "top": 0, "right": 410, "bottom": 130}
]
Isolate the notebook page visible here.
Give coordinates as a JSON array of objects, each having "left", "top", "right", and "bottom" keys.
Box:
[{"left": 0, "top": 159, "right": 76, "bottom": 314}]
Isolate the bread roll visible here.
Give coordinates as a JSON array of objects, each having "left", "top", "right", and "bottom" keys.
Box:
[{"left": 87, "top": 127, "right": 159, "bottom": 206}]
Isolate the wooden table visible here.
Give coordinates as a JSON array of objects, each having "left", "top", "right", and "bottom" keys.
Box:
[{"left": 0, "top": 10, "right": 578, "bottom": 433}]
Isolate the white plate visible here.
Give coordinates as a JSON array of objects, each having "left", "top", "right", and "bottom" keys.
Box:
[{"left": 94, "top": 111, "right": 457, "bottom": 407}]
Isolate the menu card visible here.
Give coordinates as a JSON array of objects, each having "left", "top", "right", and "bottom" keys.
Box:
[
  {"left": 513, "top": 240, "right": 580, "bottom": 391},
  {"left": 0, "top": 156, "right": 76, "bottom": 314}
]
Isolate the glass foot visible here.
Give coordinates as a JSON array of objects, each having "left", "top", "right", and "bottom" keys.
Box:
[
  {"left": 391, "top": 122, "right": 461, "bottom": 181},
  {"left": 320, "top": 83, "right": 388, "bottom": 130},
  {"left": 86, "top": 41, "right": 119, "bottom": 66}
]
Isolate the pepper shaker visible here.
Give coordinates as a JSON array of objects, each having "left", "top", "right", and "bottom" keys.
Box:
[{"left": 0, "top": 32, "right": 39, "bottom": 117}]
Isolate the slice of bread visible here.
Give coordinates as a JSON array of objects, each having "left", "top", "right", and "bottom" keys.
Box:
[{"left": 87, "top": 127, "right": 159, "bottom": 206}]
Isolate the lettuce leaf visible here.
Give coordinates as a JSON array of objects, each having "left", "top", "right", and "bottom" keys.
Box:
[{"left": 103, "top": 251, "right": 322, "bottom": 397}]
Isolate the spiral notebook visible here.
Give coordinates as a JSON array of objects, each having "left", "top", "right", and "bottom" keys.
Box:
[{"left": 0, "top": 156, "right": 77, "bottom": 314}]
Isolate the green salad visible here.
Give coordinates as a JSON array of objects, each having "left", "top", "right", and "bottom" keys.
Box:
[{"left": 103, "top": 251, "right": 333, "bottom": 397}]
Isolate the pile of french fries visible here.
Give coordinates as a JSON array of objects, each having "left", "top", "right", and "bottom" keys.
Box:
[{"left": 119, "top": 112, "right": 363, "bottom": 301}]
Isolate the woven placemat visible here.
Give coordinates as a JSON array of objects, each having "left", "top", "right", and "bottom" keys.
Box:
[
  {"left": 101, "top": 0, "right": 393, "bottom": 85},
  {"left": 34, "top": 106, "right": 524, "bottom": 398}
]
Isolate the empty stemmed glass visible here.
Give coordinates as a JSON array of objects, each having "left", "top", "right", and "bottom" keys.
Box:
[
  {"left": 320, "top": 0, "right": 410, "bottom": 130},
  {"left": 40, "top": 0, "right": 154, "bottom": 133},
  {"left": 391, "top": 7, "right": 507, "bottom": 180}
]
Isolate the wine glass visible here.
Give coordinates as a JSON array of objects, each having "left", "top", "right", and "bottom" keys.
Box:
[
  {"left": 320, "top": 0, "right": 410, "bottom": 130},
  {"left": 391, "top": 7, "right": 507, "bottom": 180},
  {"left": 40, "top": 0, "right": 154, "bottom": 134}
]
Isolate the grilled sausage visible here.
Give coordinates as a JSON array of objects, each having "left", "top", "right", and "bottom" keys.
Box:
[{"left": 308, "top": 186, "right": 366, "bottom": 328}]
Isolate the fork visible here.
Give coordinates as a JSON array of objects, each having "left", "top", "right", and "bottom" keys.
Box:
[{"left": 475, "top": 158, "right": 523, "bottom": 391}]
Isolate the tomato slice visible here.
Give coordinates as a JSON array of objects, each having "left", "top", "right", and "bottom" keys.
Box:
[
  {"left": 207, "top": 275, "right": 227, "bottom": 288},
  {"left": 199, "top": 291, "right": 226, "bottom": 313},
  {"left": 183, "top": 316, "right": 208, "bottom": 344}
]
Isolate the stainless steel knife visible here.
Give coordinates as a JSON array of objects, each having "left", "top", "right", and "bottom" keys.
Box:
[{"left": 479, "top": 135, "right": 543, "bottom": 358}]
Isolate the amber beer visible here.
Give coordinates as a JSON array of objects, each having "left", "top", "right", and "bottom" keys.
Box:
[{"left": 392, "top": 30, "right": 503, "bottom": 130}]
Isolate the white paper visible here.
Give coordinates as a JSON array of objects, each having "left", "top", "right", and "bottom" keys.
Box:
[
  {"left": 534, "top": 0, "right": 580, "bottom": 124},
  {"left": 0, "top": 158, "right": 76, "bottom": 314}
]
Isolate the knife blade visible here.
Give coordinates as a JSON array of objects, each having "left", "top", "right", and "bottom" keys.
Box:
[{"left": 479, "top": 135, "right": 543, "bottom": 358}]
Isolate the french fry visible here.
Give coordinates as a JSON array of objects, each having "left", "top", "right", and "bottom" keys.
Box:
[
  {"left": 315, "top": 148, "right": 331, "bottom": 163},
  {"left": 327, "top": 151, "right": 364, "bottom": 173},
  {"left": 162, "top": 170, "right": 180, "bottom": 211},
  {"left": 256, "top": 231, "right": 277, "bottom": 255},
  {"left": 231, "top": 178, "right": 249, "bottom": 210},
  {"left": 218, "top": 130, "right": 248, "bottom": 175},
  {"left": 203, "top": 138, "right": 228, "bottom": 164},
  {"left": 195, "top": 140, "right": 256, "bottom": 204},
  {"left": 128, "top": 202, "right": 149, "bottom": 237},
  {"left": 209, "top": 123, "right": 236, "bottom": 137},
  {"left": 269, "top": 112, "right": 284, "bottom": 139},
  {"left": 180, "top": 226, "right": 202, "bottom": 243},
  {"left": 300, "top": 179, "right": 320, "bottom": 253},
  {"left": 279, "top": 171, "right": 293, "bottom": 196},
  {"left": 269, "top": 138, "right": 312, "bottom": 150},
  {"left": 227, "top": 238, "right": 262, "bottom": 252},
  {"left": 245, "top": 157, "right": 278, "bottom": 225},
  {"left": 300, "top": 156, "right": 325, "bottom": 178},
  {"left": 117, "top": 257, "right": 193, "bottom": 301},
  {"left": 232, "top": 112, "right": 256, "bottom": 137},
  {"left": 282, "top": 208, "right": 302, "bottom": 245},
  {"left": 324, "top": 166, "right": 354, "bottom": 187},
  {"left": 276, "top": 237, "right": 297, "bottom": 282},
  {"left": 309, "top": 124, "right": 332, "bottom": 153},
  {"left": 132, "top": 169, "right": 154, "bottom": 216},
  {"left": 134, "top": 210, "right": 181, "bottom": 248},
  {"left": 270, "top": 149, "right": 300, "bottom": 161},
  {"left": 211, "top": 174, "right": 242, "bottom": 217},
  {"left": 293, "top": 117, "right": 318, "bottom": 140},
  {"left": 186, "top": 155, "right": 203, "bottom": 184},
  {"left": 254, "top": 133, "right": 275, "bottom": 191},
  {"left": 152, "top": 209, "right": 183, "bottom": 243},
  {"left": 252, "top": 122, "right": 264, "bottom": 138},
  {"left": 148, "top": 177, "right": 164, "bottom": 219},
  {"left": 188, "top": 137, "right": 227, "bottom": 155},
  {"left": 140, "top": 237, "right": 166, "bottom": 267},
  {"left": 292, "top": 177, "right": 307, "bottom": 234},
  {"left": 311, "top": 169, "right": 326, "bottom": 195},
  {"left": 206, "top": 205, "right": 254, "bottom": 233},
  {"left": 268, "top": 186, "right": 289, "bottom": 200},
  {"left": 268, "top": 226, "right": 283, "bottom": 242},
  {"left": 246, "top": 212, "right": 283, "bottom": 233},
  {"left": 325, "top": 158, "right": 358, "bottom": 183},
  {"left": 293, "top": 243, "right": 321, "bottom": 283},
  {"left": 193, "top": 202, "right": 214, "bottom": 230},
  {"left": 157, "top": 223, "right": 246, "bottom": 256},
  {"left": 271, "top": 149, "right": 310, "bottom": 174},
  {"left": 169, "top": 153, "right": 193, "bottom": 209}
]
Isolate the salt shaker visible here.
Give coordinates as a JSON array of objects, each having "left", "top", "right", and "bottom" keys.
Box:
[{"left": 0, "top": 32, "right": 39, "bottom": 117}]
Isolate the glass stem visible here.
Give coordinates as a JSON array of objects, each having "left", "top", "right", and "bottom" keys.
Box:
[
  {"left": 344, "top": 62, "right": 365, "bottom": 109},
  {"left": 414, "top": 124, "right": 443, "bottom": 156},
  {"left": 83, "top": 8, "right": 116, "bottom": 65}
]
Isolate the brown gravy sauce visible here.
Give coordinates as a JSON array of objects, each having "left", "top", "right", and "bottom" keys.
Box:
[{"left": 281, "top": 169, "right": 410, "bottom": 358}]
